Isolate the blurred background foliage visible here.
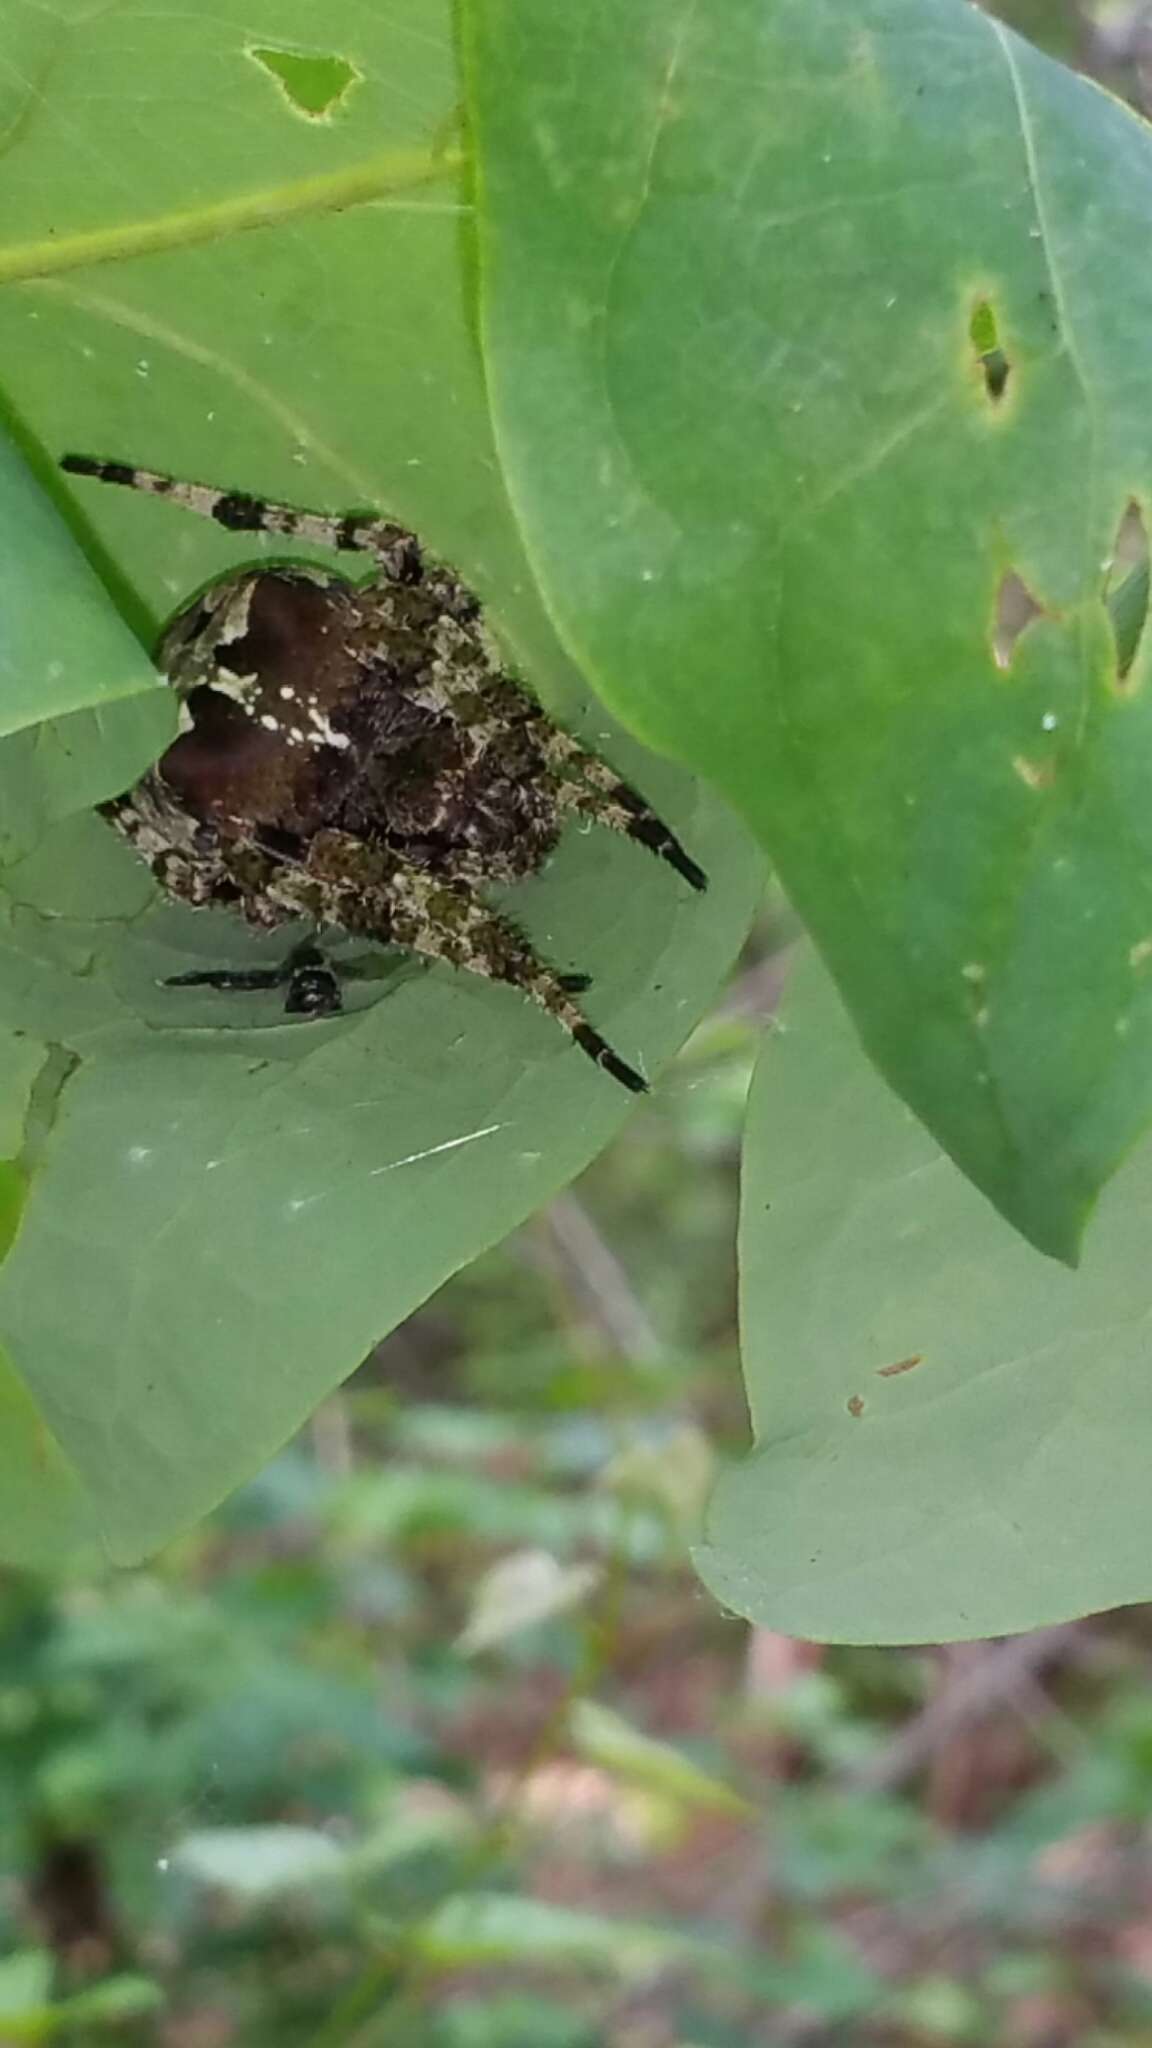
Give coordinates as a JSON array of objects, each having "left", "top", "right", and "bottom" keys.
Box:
[{"left": 7, "top": 3, "right": 1152, "bottom": 2043}]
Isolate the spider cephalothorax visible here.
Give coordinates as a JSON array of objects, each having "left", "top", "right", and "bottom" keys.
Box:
[{"left": 62, "top": 454, "right": 707, "bottom": 1092}]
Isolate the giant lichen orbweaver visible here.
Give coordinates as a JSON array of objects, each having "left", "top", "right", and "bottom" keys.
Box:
[{"left": 62, "top": 452, "right": 708, "bottom": 1093}]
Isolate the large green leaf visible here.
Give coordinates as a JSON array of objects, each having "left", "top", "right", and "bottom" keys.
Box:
[
  {"left": 0, "top": 429, "right": 168, "bottom": 740},
  {"left": 698, "top": 950, "right": 1152, "bottom": 1645},
  {"left": 0, "top": 428, "right": 174, "bottom": 867},
  {"left": 0, "top": 0, "right": 759, "bottom": 1566},
  {"left": 466, "top": 0, "right": 1152, "bottom": 1263}
]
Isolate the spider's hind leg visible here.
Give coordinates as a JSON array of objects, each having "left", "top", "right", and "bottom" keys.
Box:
[{"left": 384, "top": 866, "right": 646, "bottom": 1094}]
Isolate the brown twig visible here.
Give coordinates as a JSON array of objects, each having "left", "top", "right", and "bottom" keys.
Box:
[
  {"left": 533, "top": 1191, "right": 664, "bottom": 1362},
  {"left": 845, "top": 1623, "right": 1087, "bottom": 1793}
]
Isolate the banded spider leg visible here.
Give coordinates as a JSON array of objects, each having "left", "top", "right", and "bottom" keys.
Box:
[{"left": 61, "top": 454, "right": 708, "bottom": 894}]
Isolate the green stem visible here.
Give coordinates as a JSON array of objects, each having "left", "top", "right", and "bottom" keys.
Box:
[
  {"left": 305, "top": 1552, "right": 631, "bottom": 2048},
  {"left": 0, "top": 146, "right": 463, "bottom": 286}
]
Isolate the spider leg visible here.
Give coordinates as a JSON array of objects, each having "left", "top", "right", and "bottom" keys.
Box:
[
  {"left": 539, "top": 732, "right": 708, "bottom": 892},
  {"left": 164, "top": 940, "right": 342, "bottom": 1016},
  {"left": 389, "top": 660, "right": 708, "bottom": 895},
  {"left": 165, "top": 964, "right": 285, "bottom": 992},
  {"left": 405, "top": 660, "right": 708, "bottom": 893},
  {"left": 376, "top": 848, "right": 594, "bottom": 998},
  {"left": 60, "top": 455, "right": 427, "bottom": 587},
  {"left": 382, "top": 866, "right": 647, "bottom": 1094}
]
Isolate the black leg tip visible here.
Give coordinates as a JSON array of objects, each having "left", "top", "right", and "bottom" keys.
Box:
[
  {"left": 677, "top": 854, "right": 709, "bottom": 894},
  {"left": 624, "top": 812, "right": 708, "bottom": 893},
  {"left": 163, "top": 965, "right": 281, "bottom": 994},
  {"left": 573, "top": 1023, "right": 648, "bottom": 1094},
  {"left": 164, "top": 968, "right": 217, "bottom": 989},
  {"left": 604, "top": 1054, "right": 649, "bottom": 1095}
]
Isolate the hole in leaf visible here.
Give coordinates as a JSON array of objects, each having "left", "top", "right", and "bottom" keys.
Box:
[
  {"left": 249, "top": 45, "right": 361, "bottom": 120},
  {"left": 1105, "top": 500, "right": 1150, "bottom": 687},
  {"left": 970, "top": 298, "right": 1011, "bottom": 402},
  {"left": 992, "top": 570, "right": 1044, "bottom": 670}
]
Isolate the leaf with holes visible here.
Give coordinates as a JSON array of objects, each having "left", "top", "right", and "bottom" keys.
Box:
[
  {"left": 466, "top": 0, "right": 1152, "bottom": 1261},
  {"left": 0, "top": 0, "right": 759, "bottom": 1566},
  {"left": 698, "top": 951, "right": 1152, "bottom": 1643}
]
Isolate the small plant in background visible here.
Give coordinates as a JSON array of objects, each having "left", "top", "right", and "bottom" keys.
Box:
[{"left": 0, "top": 1010, "right": 1148, "bottom": 2042}]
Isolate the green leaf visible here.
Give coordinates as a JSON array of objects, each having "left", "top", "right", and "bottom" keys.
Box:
[
  {"left": 0, "top": 0, "right": 759, "bottom": 1565},
  {"left": 0, "top": 433, "right": 166, "bottom": 753},
  {"left": 698, "top": 950, "right": 1152, "bottom": 1644},
  {"left": 569, "top": 1699, "right": 747, "bottom": 1818},
  {"left": 0, "top": 1346, "right": 108, "bottom": 1572},
  {"left": 0, "top": 1951, "right": 52, "bottom": 2021},
  {"left": 465, "top": 0, "right": 1152, "bottom": 1261},
  {"left": 0, "top": 430, "right": 174, "bottom": 865},
  {"left": 457, "top": 1549, "right": 601, "bottom": 1654},
  {"left": 172, "top": 1825, "right": 346, "bottom": 1898},
  {"left": 415, "top": 1894, "right": 692, "bottom": 1977},
  {"left": 59, "top": 1977, "right": 164, "bottom": 2027}
]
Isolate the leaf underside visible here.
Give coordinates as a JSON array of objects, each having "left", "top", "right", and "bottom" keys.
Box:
[
  {"left": 466, "top": 0, "right": 1152, "bottom": 1263},
  {"left": 699, "top": 952, "right": 1152, "bottom": 1645}
]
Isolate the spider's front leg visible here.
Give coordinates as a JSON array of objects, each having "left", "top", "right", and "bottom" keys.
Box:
[{"left": 60, "top": 454, "right": 427, "bottom": 585}]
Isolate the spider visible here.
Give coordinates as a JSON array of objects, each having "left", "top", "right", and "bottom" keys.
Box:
[{"left": 61, "top": 453, "right": 708, "bottom": 1093}]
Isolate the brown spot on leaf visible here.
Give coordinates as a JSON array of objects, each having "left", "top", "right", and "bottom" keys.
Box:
[
  {"left": 877, "top": 1355, "right": 923, "bottom": 1379},
  {"left": 847, "top": 1395, "right": 865, "bottom": 1418}
]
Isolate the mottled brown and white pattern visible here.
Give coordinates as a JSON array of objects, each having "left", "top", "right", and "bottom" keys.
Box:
[{"left": 61, "top": 453, "right": 707, "bottom": 1091}]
